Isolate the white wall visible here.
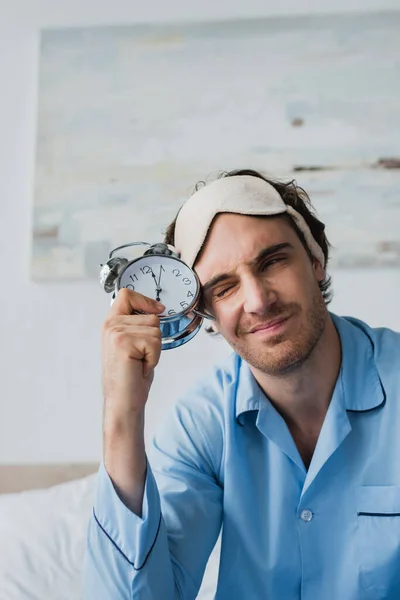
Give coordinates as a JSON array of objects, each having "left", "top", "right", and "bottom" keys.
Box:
[{"left": 1, "top": 0, "right": 399, "bottom": 464}]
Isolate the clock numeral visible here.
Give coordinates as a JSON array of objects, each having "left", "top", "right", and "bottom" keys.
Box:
[
  {"left": 187, "top": 290, "right": 194, "bottom": 298},
  {"left": 126, "top": 284, "right": 135, "bottom": 291},
  {"left": 180, "top": 301, "right": 189, "bottom": 309},
  {"left": 182, "top": 277, "right": 191, "bottom": 285},
  {"left": 130, "top": 274, "right": 138, "bottom": 283},
  {"left": 140, "top": 266, "right": 152, "bottom": 275},
  {"left": 172, "top": 269, "right": 182, "bottom": 277},
  {"left": 168, "top": 309, "right": 177, "bottom": 316}
]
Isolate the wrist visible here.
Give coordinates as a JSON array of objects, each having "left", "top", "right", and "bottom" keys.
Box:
[
  {"left": 103, "top": 412, "right": 146, "bottom": 479},
  {"left": 103, "top": 405, "right": 145, "bottom": 436}
]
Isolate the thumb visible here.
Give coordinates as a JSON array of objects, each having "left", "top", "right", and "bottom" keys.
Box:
[
  {"left": 111, "top": 288, "right": 165, "bottom": 317},
  {"left": 142, "top": 362, "right": 155, "bottom": 380}
]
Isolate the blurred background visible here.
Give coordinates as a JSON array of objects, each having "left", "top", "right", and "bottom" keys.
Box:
[{"left": 1, "top": 0, "right": 400, "bottom": 469}]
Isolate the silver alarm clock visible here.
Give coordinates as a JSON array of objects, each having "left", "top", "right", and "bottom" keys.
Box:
[{"left": 100, "top": 242, "right": 213, "bottom": 350}]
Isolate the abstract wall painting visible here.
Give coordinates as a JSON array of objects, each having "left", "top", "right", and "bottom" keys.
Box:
[{"left": 32, "top": 12, "right": 400, "bottom": 280}]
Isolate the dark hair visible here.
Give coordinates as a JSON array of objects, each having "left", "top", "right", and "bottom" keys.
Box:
[{"left": 164, "top": 168, "right": 333, "bottom": 304}]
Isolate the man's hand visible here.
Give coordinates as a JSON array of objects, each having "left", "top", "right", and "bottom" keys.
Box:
[
  {"left": 101, "top": 288, "right": 165, "bottom": 515},
  {"left": 102, "top": 287, "right": 165, "bottom": 415}
]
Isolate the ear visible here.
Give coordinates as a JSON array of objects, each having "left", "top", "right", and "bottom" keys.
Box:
[
  {"left": 211, "top": 320, "right": 219, "bottom": 333},
  {"left": 205, "top": 319, "right": 220, "bottom": 335},
  {"left": 313, "top": 258, "right": 325, "bottom": 283}
]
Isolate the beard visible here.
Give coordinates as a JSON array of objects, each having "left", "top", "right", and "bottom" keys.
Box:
[{"left": 225, "top": 288, "right": 327, "bottom": 377}]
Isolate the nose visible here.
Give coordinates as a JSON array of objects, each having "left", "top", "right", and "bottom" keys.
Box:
[{"left": 241, "top": 274, "right": 278, "bottom": 315}]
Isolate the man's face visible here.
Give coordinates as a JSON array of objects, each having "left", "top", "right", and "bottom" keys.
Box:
[{"left": 194, "top": 213, "right": 328, "bottom": 376}]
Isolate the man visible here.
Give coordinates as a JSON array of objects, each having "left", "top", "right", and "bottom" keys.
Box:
[{"left": 84, "top": 169, "right": 400, "bottom": 600}]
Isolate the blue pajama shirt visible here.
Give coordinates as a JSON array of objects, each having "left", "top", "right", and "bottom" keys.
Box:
[{"left": 84, "top": 313, "right": 400, "bottom": 600}]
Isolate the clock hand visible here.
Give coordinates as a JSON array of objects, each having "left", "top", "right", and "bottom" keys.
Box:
[
  {"left": 150, "top": 268, "right": 162, "bottom": 302},
  {"left": 157, "top": 265, "right": 163, "bottom": 288}
]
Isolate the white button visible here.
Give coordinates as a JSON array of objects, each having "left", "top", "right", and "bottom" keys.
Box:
[{"left": 300, "top": 509, "right": 313, "bottom": 522}]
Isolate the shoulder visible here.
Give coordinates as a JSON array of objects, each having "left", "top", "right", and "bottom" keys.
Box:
[
  {"left": 173, "top": 351, "right": 240, "bottom": 413},
  {"left": 171, "top": 352, "right": 240, "bottom": 441},
  {"left": 341, "top": 315, "right": 400, "bottom": 357},
  {"left": 338, "top": 315, "right": 400, "bottom": 389},
  {"left": 152, "top": 352, "right": 240, "bottom": 480}
]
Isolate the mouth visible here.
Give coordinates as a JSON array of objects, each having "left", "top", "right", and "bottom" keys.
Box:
[{"left": 249, "top": 316, "right": 290, "bottom": 335}]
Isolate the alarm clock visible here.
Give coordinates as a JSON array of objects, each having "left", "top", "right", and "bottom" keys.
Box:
[{"left": 99, "top": 242, "right": 213, "bottom": 350}]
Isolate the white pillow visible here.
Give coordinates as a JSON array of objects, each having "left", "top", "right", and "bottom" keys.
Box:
[
  {"left": 0, "top": 473, "right": 219, "bottom": 600},
  {"left": 0, "top": 474, "right": 95, "bottom": 600}
]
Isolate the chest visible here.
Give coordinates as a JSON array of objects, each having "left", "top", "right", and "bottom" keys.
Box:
[
  {"left": 220, "top": 418, "right": 400, "bottom": 600},
  {"left": 289, "top": 427, "right": 320, "bottom": 470}
]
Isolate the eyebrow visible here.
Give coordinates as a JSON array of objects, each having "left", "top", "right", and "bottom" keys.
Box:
[{"left": 201, "top": 242, "right": 294, "bottom": 293}]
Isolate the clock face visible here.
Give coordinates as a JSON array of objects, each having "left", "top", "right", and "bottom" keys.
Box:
[{"left": 118, "top": 254, "right": 199, "bottom": 318}]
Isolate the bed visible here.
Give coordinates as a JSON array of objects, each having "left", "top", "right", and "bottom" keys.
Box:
[{"left": 0, "top": 464, "right": 219, "bottom": 599}]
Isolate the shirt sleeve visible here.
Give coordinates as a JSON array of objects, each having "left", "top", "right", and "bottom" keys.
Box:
[{"left": 83, "top": 397, "right": 223, "bottom": 600}]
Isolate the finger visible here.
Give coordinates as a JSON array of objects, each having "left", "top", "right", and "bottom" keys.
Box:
[
  {"left": 142, "top": 339, "right": 162, "bottom": 377},
  {"left": 109, "top": 288, "right": 165, "bottom": 317},
  {"left": 105, "top": 325, "right": 162, "bottom": 343},
  {"left": 103, "top": 314, "right": 162, "bottom": 332},
  {"left": 108, "top": 331, "right": 161, "bottom": 371}
]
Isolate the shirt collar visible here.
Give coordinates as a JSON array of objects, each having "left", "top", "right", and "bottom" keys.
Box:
[
  {"left": 235, "top": 312, "right": 385, "bottom": 422},
  {"left": 330, "top": 313, "right": 385, "bottom": 411},
  {"left": 235, "top": 356, "right": 264, "bottom": 423}
]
